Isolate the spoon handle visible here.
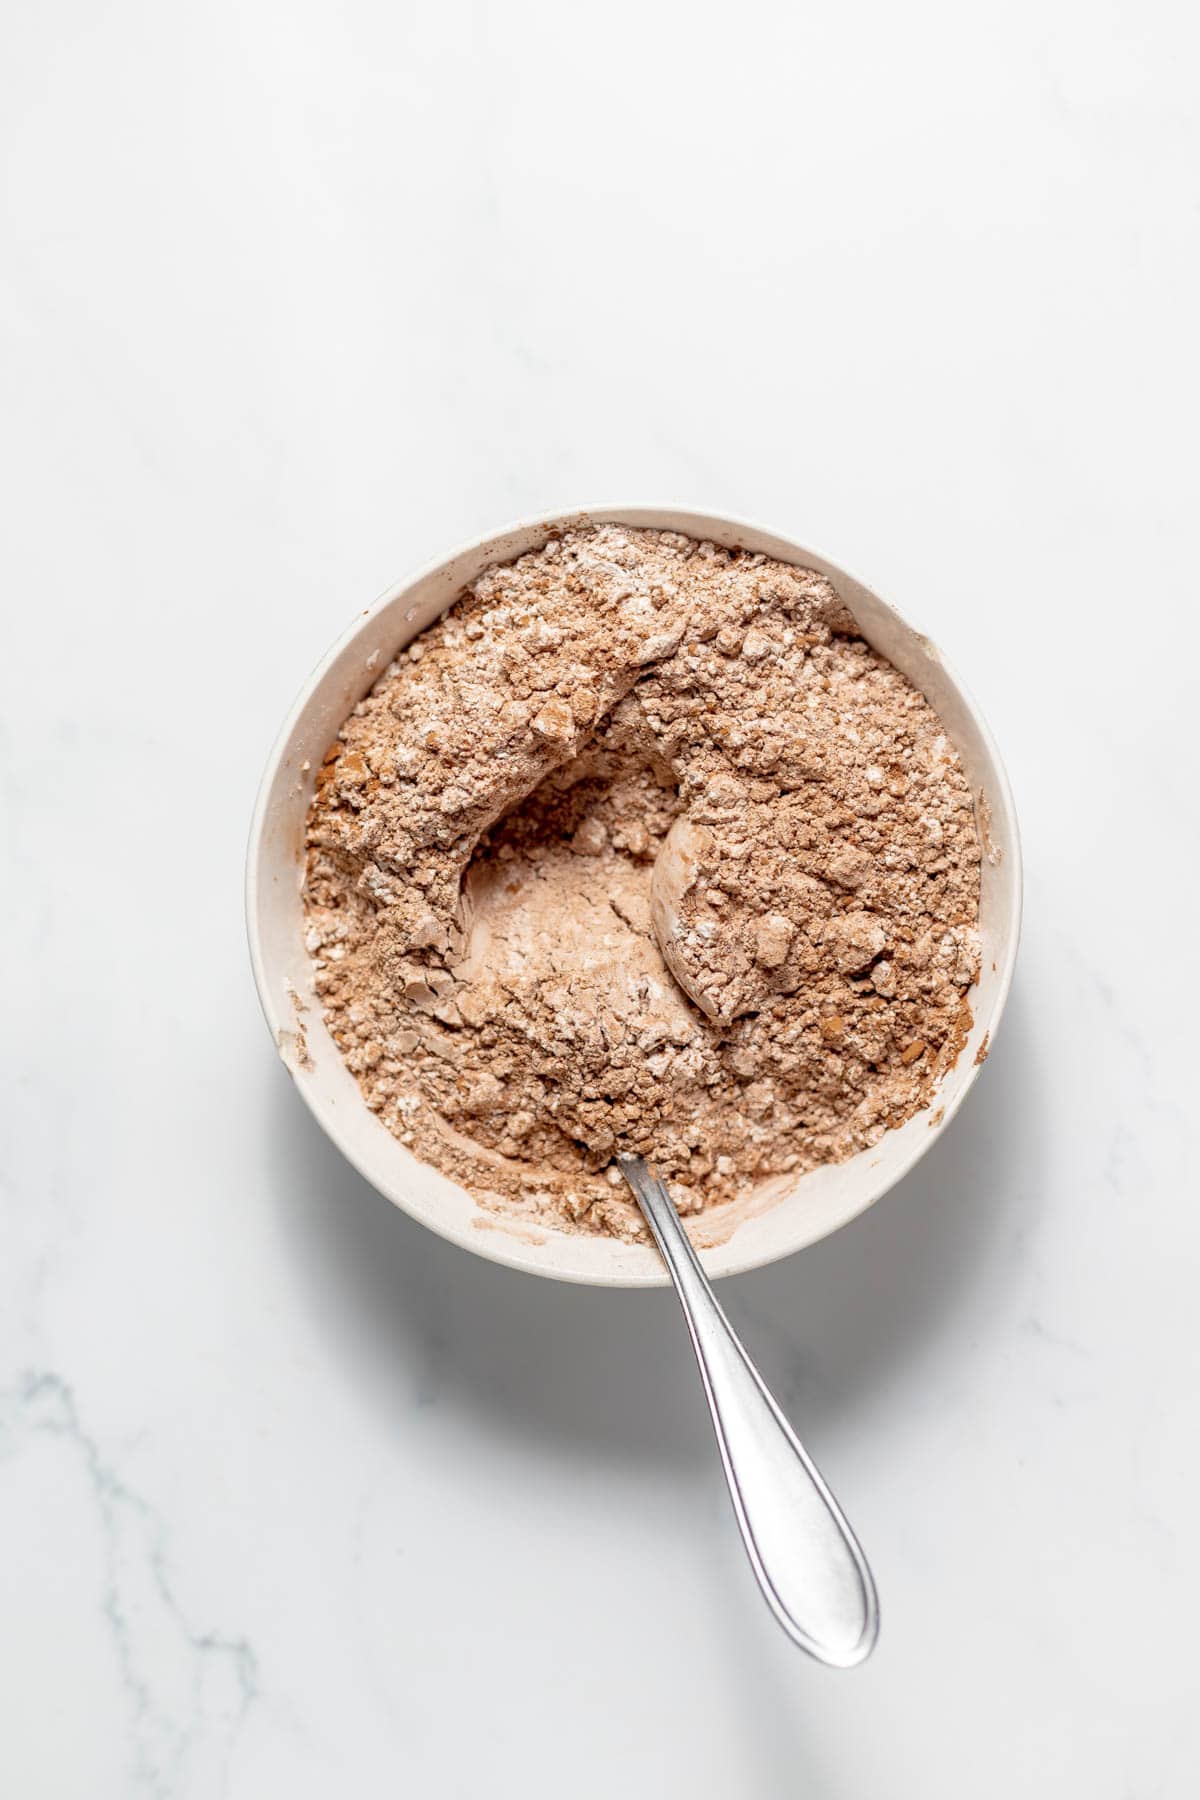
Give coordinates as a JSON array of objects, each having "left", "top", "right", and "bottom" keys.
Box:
[{"left": 620, "top": 1157, "right": 879, "bottom": 1666}]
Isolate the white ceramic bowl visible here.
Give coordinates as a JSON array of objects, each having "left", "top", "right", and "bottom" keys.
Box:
[{"left": 247, "top": 507, "right": 1021, "bottom": 1287}]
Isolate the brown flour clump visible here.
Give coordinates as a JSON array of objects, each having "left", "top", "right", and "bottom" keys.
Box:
[{"left": 303, "top": 525, "right": 981, "bottom": 1241}]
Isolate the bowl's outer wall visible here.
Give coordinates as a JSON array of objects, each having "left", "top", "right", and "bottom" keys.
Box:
[{"left": 247, "top": 507, "right": 1022, "bottom": 1287}]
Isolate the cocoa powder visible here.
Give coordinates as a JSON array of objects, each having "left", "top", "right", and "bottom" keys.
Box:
[{"left": 303, "top": 525, "right": 981, "bottom": 1242}]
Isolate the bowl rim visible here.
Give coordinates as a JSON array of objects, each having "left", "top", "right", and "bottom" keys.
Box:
[{"left": 246, "top": 503, "right": 1023, "bottom": 1286}]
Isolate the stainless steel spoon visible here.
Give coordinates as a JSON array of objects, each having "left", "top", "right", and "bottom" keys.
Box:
[{"left": 619, "top": 1156, "right": 879, "bottom": 1666}]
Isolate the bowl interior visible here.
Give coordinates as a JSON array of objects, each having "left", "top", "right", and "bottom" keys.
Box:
[{"left": 247, "top": 507, "right": 1021, "bottom": 1286}]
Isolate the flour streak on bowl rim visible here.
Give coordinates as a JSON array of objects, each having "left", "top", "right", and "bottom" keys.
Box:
[{"left": 246, "top": 506, "right": 1023, "bottom": 1288}]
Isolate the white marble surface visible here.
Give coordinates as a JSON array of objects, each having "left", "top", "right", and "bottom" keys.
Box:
[{"left": 3, "top": 2, "right": 1198, "bottom": 1794}]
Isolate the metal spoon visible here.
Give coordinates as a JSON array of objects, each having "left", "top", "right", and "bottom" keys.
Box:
[{"left": 619, "top": 1156, "right": 879, "bottom": 1666}]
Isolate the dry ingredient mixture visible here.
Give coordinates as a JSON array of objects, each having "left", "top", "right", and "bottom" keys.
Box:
[{"left": 303, "top": 525, "right": 981, "bottom": 1242}]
